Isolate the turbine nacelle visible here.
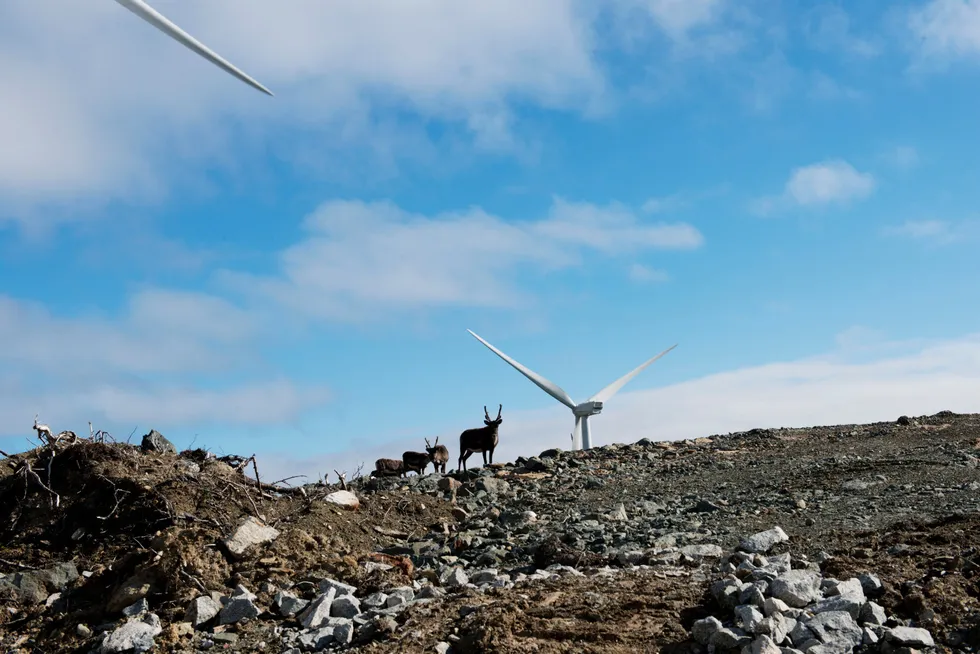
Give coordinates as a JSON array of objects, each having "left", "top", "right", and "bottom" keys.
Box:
[
  {"left": 573, "top": 401, "right": 603, "bottom": 417},
  {"left": 467, "top": 329, "right": 676, "bottom": 450}
]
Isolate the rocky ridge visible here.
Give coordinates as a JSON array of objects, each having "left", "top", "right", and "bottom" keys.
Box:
[{"left": 0, "top": 411, "right": 978, "bottom": 653}]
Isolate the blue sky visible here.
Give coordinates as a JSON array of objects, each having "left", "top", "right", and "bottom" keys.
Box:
[{"left": 2, "top": 0, "right": 980, "bottom": 479}]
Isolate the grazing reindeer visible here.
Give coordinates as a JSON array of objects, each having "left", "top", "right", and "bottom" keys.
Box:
[
  {"left": 425, "top": 436, "right": 450, "bottom": 474},
  {"left": 371, "top": 458, "right": 405, "bottom": 478},
  {"left": 457, "top": 404, "right": 502, "bottom": 473},
  {"left": 402, "top": 450, "right": 432, "bottom": 477}
]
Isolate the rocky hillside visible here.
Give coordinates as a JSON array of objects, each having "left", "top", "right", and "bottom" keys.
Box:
[{"left": 0, "top": 411, "right": 978, "bottom": 653}]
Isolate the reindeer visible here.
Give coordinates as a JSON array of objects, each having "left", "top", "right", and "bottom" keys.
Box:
[
  {"left": 402, "top": 450, "right": 431, "bottom": 477},
  {"left": 371, "top": 458, "right": 405, "bottom": 478},
  {"left": 457, "top": 404, "right": 502, "bottom": 473},
  {"left": 425, "top": 436, "right": 450, "bottom": 474},
  {"left": 32, "top": 414, "right": 54, "bottom": 444}
]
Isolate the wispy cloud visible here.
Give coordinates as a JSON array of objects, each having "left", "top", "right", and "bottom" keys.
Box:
[
  {"left": 908, "top": 0, "right": 980, "bottom": 65},
  {"left": 881, "top": 219, "right": 975, "bottom": 245},
  {"left": 629, "top": 263, "right": 670, "bottom": 283},
  {"left": 803, "top": 5, "right": 882, "bottom": 59},
  {"left": 220, "top": 197, "right": 704, "bottom": 322},
  {"left": 880, "top": 145, "right": 920, "bottom": 170},
  {"left": 753, "top": 159, "right": 876, "bottom": 215}
]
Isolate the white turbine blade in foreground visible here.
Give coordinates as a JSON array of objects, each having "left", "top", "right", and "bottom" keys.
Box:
[
  {"left": 588, "top": 344, "right": 677, "bottom": 403},
  {"left": 467, "top": 330, "right": 577, "bottom": 410},
  {"left": 114, "top": 0, "right": 274, "bottom": 96}
]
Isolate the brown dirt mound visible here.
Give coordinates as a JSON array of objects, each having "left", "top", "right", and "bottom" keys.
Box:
[{"left": 0, "top": 439, "right": 455, "bottom": 650}]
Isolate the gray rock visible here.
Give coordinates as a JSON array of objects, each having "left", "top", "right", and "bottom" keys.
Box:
[
  {"left": 769, "top": 570, "right": 822, "bottom": 608},
  {"left": 99, "top": 614, "right": 163, "bottom": 653},
  {"left": 735, "top": 604, "right": 766, "bottom": 633},
  {"left": 417, "top": 585, "right": 446, "bottom": 600},
  {"left": 739, "top": 527, "right": 790, "bottom": 554},
  {"left": 857, "top": 573, "right": 883, "bottom": 597},
  {"left": 362, "top": 592, "right": 388, "bottom": 609},
  {"left": 318, "top": 577, "right": 356, "bottom": 597},
  {"left": 122, "top": 598, "right": 148, "bottom": 617},
  {"left": 859, "top": 601, "right": 886, "bottom": 626},
  {"left": 764, "top": 597, "right": 791, "bottom": 616},
  {"left": 884, "top": 626, "right": 935, "bottom": 648},
  {"left": 476, "top": 478, "right": 511, "bottom": 495},
  {"left": 757, "top": 614, "right": 791, "bottom": 645},
  {"left": 386, "top": 586, "right": 416, "bottom": 606},
  {"left": 440, "top": 567, "right": 469, "bottom": 588},
  {"left": 218, "top": 595, "right": 260, "bottom": 624},
  {"left": 331, "top": 594, "right": 361, "bottom": 618},
  {"left": 804, "top": 611, "right": 862, "bottom": 649},
  {"left": 826, "top": 578, "right": 865, "bottom": 603},
  {"left": 184, "top": 596, "right": 221, "bottom": 627},
  {"left": 789, "top": 620, "right": 815, "bottom": 646},
  {"left": 299, "top": 589, "right": 337, "bottom": 629},
  {"left": 0, "top": 562, "right": 79, "bottom": 605},
  {"left": 692, "top": 616, "right": 724, "bottom": 645},
  {"left": 680, "top": 544, "right": 724, "bottom": 560},
  {"left": 711, "top": 627, "right": 752, "bottom": 649},
  {"left": 746, "top": 634, "right": 783, "bottom": 654},
  {"left": 809, "top": 595, "right": 863, "bottom": 620},
  {"left": 435, "top": 642, "right": 452, "bottom": 654},
  {"left": 273, "top": 590, "right": 308, "bottom": 617},
  {"left": 140, "top": 429, "right": 176, "bottom": 454},
  {"left": 224, "top": 517, "right": 281, "bottom": 559}
]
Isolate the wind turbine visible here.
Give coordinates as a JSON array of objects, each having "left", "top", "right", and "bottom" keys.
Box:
[
  {"left": 114, "top": 0, "right": 274, "bottom": 96},
  {"left": 467, "top": 329, "right": 677, "bottom": 451}
]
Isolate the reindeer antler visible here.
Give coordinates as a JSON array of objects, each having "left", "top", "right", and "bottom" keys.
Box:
[
  {"left": 425, "top": 437, "right": 431, "bottom": 448},
  {"left": 496, "top": 404, "right": 502, "bottom": 420},
  {"left": 484, "top": 405, "right": 491, "bottom": 420}
]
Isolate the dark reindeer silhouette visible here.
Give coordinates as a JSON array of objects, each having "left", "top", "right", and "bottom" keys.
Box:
[
  {"left": 457, "top": 404, "right": 502, "bottom": 473},
  {"left": 425, "top": 436, "right": 450, "bottom": 474}
]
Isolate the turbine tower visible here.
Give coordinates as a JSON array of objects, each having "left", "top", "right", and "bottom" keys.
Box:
[
  {"left": 114, "top": 0, "right": 274, "bottom": 96},
  {"left": 467, "top": 330, "right": 677, "bottom": 451}
]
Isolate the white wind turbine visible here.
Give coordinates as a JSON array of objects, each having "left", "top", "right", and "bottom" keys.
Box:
[
  {"left": 114, "top": 0, "right": 274, "bottom": 96},
  {"left": 467, "top": 330, "right": 677, "bottom": 451}
]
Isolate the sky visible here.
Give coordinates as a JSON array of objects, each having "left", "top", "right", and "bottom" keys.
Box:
[{"left": 2, "top": 0, "right": 980, "bottom": 484}]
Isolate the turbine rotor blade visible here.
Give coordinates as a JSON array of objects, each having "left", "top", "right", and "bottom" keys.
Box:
[
  {"left": 588, "top": 344, "right": 677, "bottom": 403},
  {"left": 467, "top": 330, "right": 577, "bottom": 410},
  {"left": 114, "top": 0, "right": 274, "bottom": 96}
]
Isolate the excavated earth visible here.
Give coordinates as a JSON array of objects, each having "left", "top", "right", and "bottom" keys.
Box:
[{"left": 0, "top": 410, "right": 978, "bottom": 653}]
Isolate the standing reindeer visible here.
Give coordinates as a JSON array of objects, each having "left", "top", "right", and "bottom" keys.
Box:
[
  {"left": 457, "top": 404, "right": 502, "bottom": 473},
  {"left": 425, "top": 437, "right": 450, "bottom": 474}
]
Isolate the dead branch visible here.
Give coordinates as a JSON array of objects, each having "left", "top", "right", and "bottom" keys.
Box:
[
  {"left": 97, "top": 488, "right": 131, "bottom": 521},
  {"left": 334, "top": 470, "right": 348, "bottom": 491},
  {"left": 22, "top": 460, "right": 60, "bottom": 508}
]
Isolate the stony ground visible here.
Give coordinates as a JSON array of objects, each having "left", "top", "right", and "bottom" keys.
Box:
[{"left": 0, "top": 411, "right": 978, "bottom": 653}]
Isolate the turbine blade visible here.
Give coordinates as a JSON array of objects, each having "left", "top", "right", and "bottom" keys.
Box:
[
  {"left": 588, "top": 344, "right": 677, "bottom": 403},
  {"left": 114, "top": 0, "right": 274, "bottom": 96},
  {"left": 467, "top": 330, "right": 577, "bottom": 410}
]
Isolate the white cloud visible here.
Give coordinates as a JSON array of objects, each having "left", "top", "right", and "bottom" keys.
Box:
[
  {"left": 221, "top": 197, "right": 703, "bottom": 322},
  {"left": 785, "top": 160, "right": 876, "bottom": 205},
  {"left": 909, "top": 0, "right": 980, "bottom": 62},
  {"left": 0, "top": 0, "right": 607, "bottom": 214},
  {"left": 0, "top": 288, "right": 327, "bottom": 437},
  {"left": 637, "top": 0, "right": 726, "bottom": 39},
  {"left": 881, "top": 219, "right": 975, "bottom": 245},
  {"left": 754, "top": 160, "right": 876, "bottom": 214},
  {"left": 258, "top": 330, "right": 980, "bottom": 481},
  {"left": 629, "top": 264, "right": 670, "bottom": 283}
]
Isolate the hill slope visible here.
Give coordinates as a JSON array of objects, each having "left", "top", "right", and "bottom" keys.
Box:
[{"left": 0, "top": 411, "right": 978, "bottom": 653}]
